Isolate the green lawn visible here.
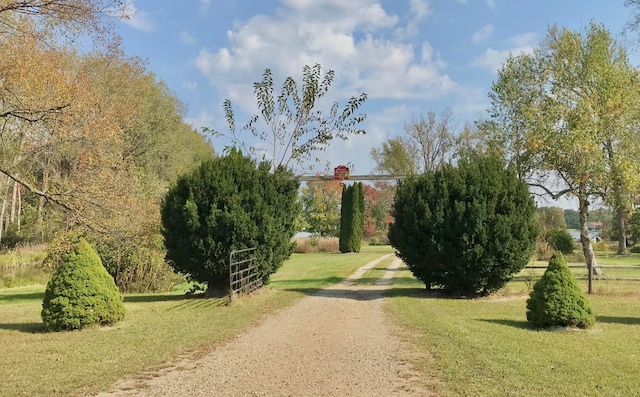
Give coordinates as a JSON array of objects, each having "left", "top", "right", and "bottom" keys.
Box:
[
  {"left": 0, "top": 246, "right": 392, "bottom": 397},
  {"left": 3, "top": 245, "right": 640, "bottom": 397},
  {"left": 386, "top": 266, "right": 640, "bottom": 397}
]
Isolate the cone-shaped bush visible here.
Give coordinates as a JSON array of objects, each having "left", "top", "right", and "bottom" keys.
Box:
[
  {"left": 339, "top": 182, "right": 365, "bottom": 253},
  {"left": 526, "top": 253, "right": 594, "bottom": 329},
  {"left": 42, "top": 239, "right": 125, "bottom": 331}
]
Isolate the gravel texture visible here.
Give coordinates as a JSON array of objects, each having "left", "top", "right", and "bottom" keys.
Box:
[{"left": 95, "top": 254, "right": 433, "bottom": 397}]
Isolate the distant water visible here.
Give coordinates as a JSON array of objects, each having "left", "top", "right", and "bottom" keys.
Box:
[{"left": 568, "top": 230, "right": 600, "bottom": 241}]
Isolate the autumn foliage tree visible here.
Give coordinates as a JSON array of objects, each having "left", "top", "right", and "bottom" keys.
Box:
[
  {"left": 363, "top": 183, "right": 394, "bottom": 239},
  {"left": 299, "top": 180, "right": 343, "bottom": 236},
  {"left": 0, "top": 2, "right": 214, "bottom": 293}
]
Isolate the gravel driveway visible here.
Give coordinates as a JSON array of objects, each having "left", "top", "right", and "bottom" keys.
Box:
[{"left": 95, "top": 254, "right": 434, "bottom": 396}]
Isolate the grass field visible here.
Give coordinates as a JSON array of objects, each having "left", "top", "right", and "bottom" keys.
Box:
[
  {"left": 386, "top": 266, "right": 640, "bottom": 397},
  {"left": 0, "top": 246, "right": 392, "bottom": 397},
  {"left": 3, "top": 244, "right": 640, "bottom": 396}
]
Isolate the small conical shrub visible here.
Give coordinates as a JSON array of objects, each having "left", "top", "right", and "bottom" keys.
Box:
[
  {"left": 526, "top": 253, "right": 594, "bottom": 329},
  {"left": 42, "top": 239, "right": 125, "bottom": 331}
]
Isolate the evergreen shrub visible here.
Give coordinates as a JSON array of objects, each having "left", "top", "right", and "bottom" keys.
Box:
[
  {"left": 526, "top": 253, "right": 594, "bottom": 329},
  {"left": 41, "top": 239, "right": 125, "bottom": 331},
  {"left": 389, "top": 154, "right": 538, "bottom": 297},
  {"left": 161, "top": 149, "right": 299, "bottom": 291},
  {"left": 339, "top": 182, "right": 365, "bottom": 253}
]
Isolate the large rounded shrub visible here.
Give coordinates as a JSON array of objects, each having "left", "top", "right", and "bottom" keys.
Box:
[
  {"left": 41, "top": 239, "right": 125, "bottom": 331},
  {"left": 547, "top": 228, "right": 574, "bottom": 255},
  {"left": 526, "top": 253, "right": 594, "bottom": 328},
  {"left": 161, "top": 149, "right": 299, "bottom": 291},
  {"left": 389, "top": 154, "right": 538, "bottom": 297}
]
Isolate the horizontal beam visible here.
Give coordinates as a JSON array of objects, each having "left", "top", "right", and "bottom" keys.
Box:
[{"left": 297, "top": 174, "right": 408, "bottom": 182}]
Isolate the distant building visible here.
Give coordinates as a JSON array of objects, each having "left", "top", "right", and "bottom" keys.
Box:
[{"left": 588, "top": 222, "right": 603, "bottom": 231}]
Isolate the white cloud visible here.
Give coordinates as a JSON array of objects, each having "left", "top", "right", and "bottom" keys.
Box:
[
  {"left": 200, "top": 0, "right": 211, "bottom": 14},
  {"left": 410, "top": 0, "right": 431, "bottom": 19},
  {"left": 121, "top": 1, "right": 153, "bottom": 32},
  {"left": 509, "top": 32, "right": 538, "bottom": 47},
  {"left": 486, "top": 0, "right": 496, "bottom": 8},
  {"left": 397, "top": 0, "right": 431, "bottom": 39},
  {"left": 186, "top": 109, "right": 215, "bottom": 130},
  {"left": 180, "top": 30, "right": 196, "bottom": 45},
  {"left": 181, "top": 81, "right": 198, "bottom": 93},
  {"left": 193, "top": 0, "right": 455, "bottom": 109},
  {"left": 471, "top": 32, "right": 537, "bottom": 72},
  {"left": 472, "top": 24, "right": 494, "bottom": 43}
]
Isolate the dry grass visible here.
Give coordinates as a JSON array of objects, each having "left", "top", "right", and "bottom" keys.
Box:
[
  {"left": 0, "top": 245, "right": 49, "bottom": 288},
  {"left": 293, "top": 236, "right": 339, "bottom": 253}
]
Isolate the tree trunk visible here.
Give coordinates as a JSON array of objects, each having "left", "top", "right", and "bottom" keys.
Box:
[
  {"left": 36, "top": 169, "right": 50, "bottom": 242},
  {"left": 617, "top": 205, "right": 627, "bottom": 255},
  {"left": 0, "top": 178, "right": 11, "bottom": 244},
  {"left": 578, "top": 192, "right": 602, "bottom": 293},
  {"left": 16, "top": 183, "right": 21, "bottom": 232},
  {"left": 10, "top": 180, "right": 17, "bottom": 224}
]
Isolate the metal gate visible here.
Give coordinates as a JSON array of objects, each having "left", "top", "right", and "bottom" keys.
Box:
[{"left": 229, "top": 247, "right": 262, "bottom": 302}]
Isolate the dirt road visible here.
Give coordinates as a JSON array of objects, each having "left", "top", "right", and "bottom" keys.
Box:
[{"left": 95, "top": 254, "right": 433, "bottom": 396}]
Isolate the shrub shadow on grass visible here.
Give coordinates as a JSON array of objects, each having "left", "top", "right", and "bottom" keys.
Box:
[
  {"left": 279, "top": 280, "right": 432, "bottom": 302},
  {"left": 0, "top": 322, "right": 46, "bottom": 333},
  {"left": 597, "top": 316, "right": 640, "bottom": 325},
  {"left": 385, "top": 287, "right": 489, "bottom": 300},
  {"left": 479, "top": 319, "right": 533, "bottom": 330},
  {"left": 279, "top": 287, "right": 389, "bottom": 301},
  {"left": 0, "top": 291, "right": 45, "bottom": 304},
  {"left": 168, "top": 297, "right": 229, "bottom": 310},
  {"left": 269, "top": 276, "right": 344, "bottom": 289},
  {"left": 123, "top": 294, "right": 194, "bottom": 303}
]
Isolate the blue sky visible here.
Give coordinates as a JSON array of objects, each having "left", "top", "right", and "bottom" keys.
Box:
[{"left": 115, "top": 0, "right": 636, "bottom": 177}]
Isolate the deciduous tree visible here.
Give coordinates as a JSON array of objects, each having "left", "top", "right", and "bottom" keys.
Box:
[
  {"left": 215, "top": 63, "right": 367, "bottom": 172},
  {"left": 564, "top": 209, "right": 580, "bottom": 230},
  {"left": 537, "top": 207, "right": 567, "bottom": 231},
  {"left": 370, "top": 109, "right": 455, "bottom": 175},
  {"left": 487, "top": 23, "right": 640, "bottom": 284},
  {"left": 363, "top": 182, "right": 394, "bottom": 238},
  {"left": 300, "top": 180, "right": 343, "bottom": 237}
]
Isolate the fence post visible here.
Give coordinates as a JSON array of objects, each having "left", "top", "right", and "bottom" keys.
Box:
[{"left": 229, "top": 250, "right": 234, "bottom": 303}]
